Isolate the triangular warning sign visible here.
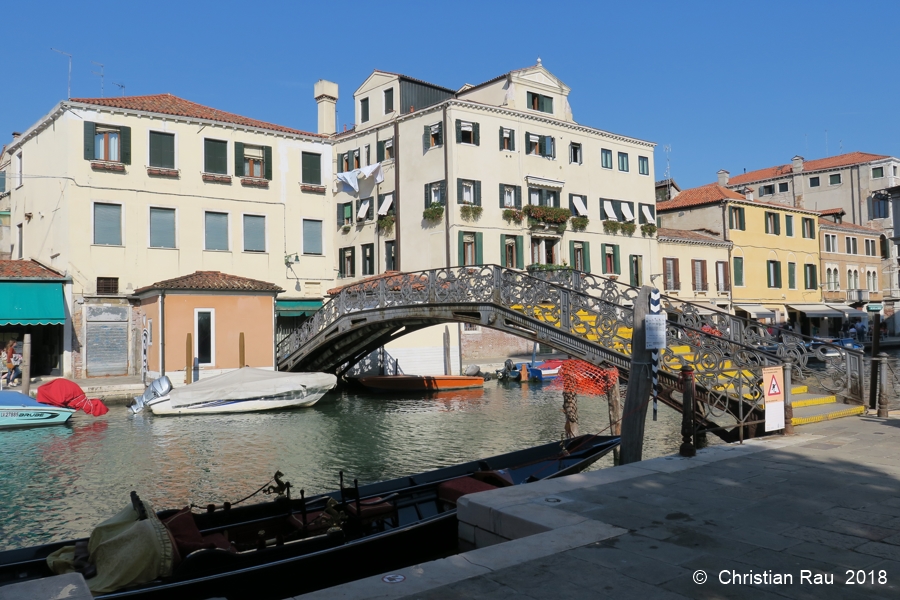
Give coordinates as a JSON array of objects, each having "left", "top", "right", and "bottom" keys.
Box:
[{"left": 768, "top": 375, "right": 781, "bottom": 396}]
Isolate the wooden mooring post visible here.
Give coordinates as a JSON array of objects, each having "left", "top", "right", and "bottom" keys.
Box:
[
  {"left": 679, "top": 366, "right": 696, "bottom": 457},
  {"left": 185, "top": 333, "right": 193, "bottom": 384},
  {"left": 869, "top": 312, "right": 882, "bottom": 410},
  {"left": 21, "top": 334, "right": 31, "bottom": 397},
  {"left": 239, "top": 332, "right": 246, "bottom": 367},
  {"left": 607, "top": 383, "right": 622, "bottom": 463},
  {"left": 878, "top": 352, "right": 891, "bottom": 418},
  {"left": 620, "top": 286, "right": 653, "bottom": 464}
]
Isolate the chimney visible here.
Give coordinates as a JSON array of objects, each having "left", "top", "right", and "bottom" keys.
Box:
[
  {"left": 11, "top": 132, "right": 21, "bottom": 139},
  {"left": 717, "top": 169, "right": 730, "bottom": 186},
  {"left": 313, "top": 80, "right": 339, "bottom": 135},
  {"left": 744, "top": 188, "right": 754, "bottom": 201},
  {"left": 791, "top": 155, "right": 804, "bottom": 173}
]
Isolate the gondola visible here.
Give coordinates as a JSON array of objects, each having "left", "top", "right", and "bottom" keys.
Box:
[{"left": 0, "top": 434, "right": 619, "bottom": 600}]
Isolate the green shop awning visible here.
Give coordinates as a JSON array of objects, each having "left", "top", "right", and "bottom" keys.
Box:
[
  {"left": 276, "top": 299, "right": 323, "bottom": 318},
  {"left": 0, "top": 282, "right": 65, "bottom": 325}
]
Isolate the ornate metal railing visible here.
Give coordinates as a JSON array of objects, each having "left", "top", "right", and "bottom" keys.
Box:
[
  {"left": 278, "top": 265, "right": 783, "bottom": 430},
  {"left": 532, "top": 269, "right": 864, "bottom": 404}
]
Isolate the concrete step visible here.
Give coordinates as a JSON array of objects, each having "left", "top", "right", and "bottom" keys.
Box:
[
  {"left": 791, "top": 402, "right": 865, "bottom": 426},
  {"left": 791, "top": 393, "right": 837, "bottom": 408}
]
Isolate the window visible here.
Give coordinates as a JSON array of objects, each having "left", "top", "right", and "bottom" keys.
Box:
[
  {"left": 760, "top": 184, "right": 775, "bottom": 196},
  {"left": 385, "top": 241, "right": 396, "bottom": 271},
  {"left": 362, "top": 243, "right": 374, "bottom": 275},
  {"left": 301, "top": 152, "right": 321, "bottom": 185},
  {"left": 846, "top": 236, "right": 858, "bottom": 255},
  {"left": 337, "top": 202, "right": 353, "bottom": 226},
  {"left": 457, "top": 179, "right": 480, "bottom": 205},
  {"left": 351, "top": 149, "right": 360, "bottom": 170},
  {"left": 829, "top": 173, "right": 842, "bottom": 185},
  {"left": 360, "top": 98, "right": 369, "bottom": 123},
  {"left": 872, "top": 195, "right": 889, "bottom": 219},
  {"left": 204, "top": 139, "right": 228, "bottom": 174},
  {"left": 569, "top": 194, "right": 588, "bottom": 216},
  {"left": 241, "top": 144, "right": 268, "bottom": 179},
  {"left": 377, "top": 138, "right": 394, "bottom": 161},
  {"left": 826, "top": 267, "right": 839, "bottom": 291},
  {"left": 503, "top": 235, "right": 523, "bottom": 269},
  {"left": 570, "top": 143, "right": 582, "bottom": 165},
  {"left": 601, "top": 199, "right": 634, "bottom": 222},
  {"left": 691, "top": 259, "right": 707, "bottom": 292},
  {"left": 629, "top": 254, "right": 642, "bottom": 286},
  {"left": 809, "top": 176, "right": 820, "bottom": 187},
  {"left": 204, "top": 211, "right": 229, "bottom": 251},
  {"left": 638, "top": 156, "right": 649, "bottom": 176},
  {"left": 195, "top": 309, "right": 214, "bottom": 365},
  {"left": 0, "top": 169, "right": 5, "bottom": 193},
  {"left": 243, "top": 215, "right": 266, "bottom": 252},
  {"left": 531, "top": 237, "right": 559, "bottom": 265},
  {"left": 302, "top": 219, "right": 322, "bottom": 255},
  {"left": 873, "top": 166, "right": 884, "bottom": 179},
  {"left": 96, "top": 277, "right": 119, "bottom": 295},
  {"left": 601, "top": 149, "right": 613, "bottom": 169},
  {"left": 463, "top": 234, "right": 475, "bottom": 265},
  {"left": 728, "top": 206, "right": 746, "bottom": 230},
  {"left": 425, "top": 180, "right": 446, "bottom": 207},
  {"left": 824, "top": 233, "right": 837, "bottom": 253},
  {"left": 778, "top": 182, "right": 789, "bottom": 193},
  {"left": 378, "top": 192, "right": 394, "bottom": 217},
  {"left": 16, "top": 152, "right": 23, "bottom": 187},
  {"left": 764, "top": 212, "right": 781, "bottom": 235},
  {"left": 865, "top": 239, "right": 877, "bottom": 256},
  {"left": 601, "top": 243, "right": 620, "bottom": 275},
  {"left": 785, "top": 215, "right": 794, "bottom": 237},
  {"left": 638, "top": 203, "right": 655, "bottom": 224},
  {"left": 383, "top": 88, "right": 394, "bottom": 113},
  {"left": 149, "top": 132, "right": 175, "bottom": 169},
  {"left": 527, "top": 134, "right": 539, "bottom": 155},
  {"left": 527, "top": 91, "right": 553, "bottom": 113},
  {"left": 767, "top": 260, "right": 782, "bottom": 288},
  {"left": 16, "top": 223, "right": 22, "bottom": 259},
  {"left": 895, "top": 166, "right": 898, "bottom": 176},
  {"left": 803, "top": 264, "right": 817, "bottom": 290},
  {"left": 149, "top": 207, "right": 176, "bottom": 248},
  {"left": 529, "top": 188, "right": 559, "bottom": 207},
  {"left": 94, "top": 125, "right": 121, "bottom": 161},
  {"left": 456, "top": 120, "right": 480, "bottom": 145},
  {"left": 715, "top": 261, "right": 730, "bottom": 292},
  {"left": 788, "top": 262, "right": 797, "bottom": 290},
  {"left": 727, "top": 257, "right": 742, "bottom": 287},
  {"left": 525, "top": 133, "right": 554, "bottom": 158},
  {"left": 460, "top": 232, "right": 483, "bottom": 266},
  {"left": 867, "top": 270, "right": 878, "bottom": 292},
  {"left": 424, "top": 122, "right": 443, "bottom": 148},
  {"left": 500, "top": 127, "right": 515, "bottom": 151},
  {"left": 501, "top": 185, "right": 520, "bottom": 208},
  {"left": 848, "top": 269, "right": 859, "bottom": 289},
  {"left": 339, "top": 247, "right": 355, "bottom": 278},
  {"left": 93, "top": 203, "right": 122, "bottom": 246},
  {"left": 663, "top": 257, "right": 679, "bottom": 291},
  {"left": 801, "top": 217, "right": 815, "bottom": 239},
  {"left": 618, "top": 152, "right": 629, "bottom": 172},
  {"left": 356, "top": 197, "right": 373, "bottom": 222},
  {"left": 572, "top": 242, "right": 585, "bottom": 271}
]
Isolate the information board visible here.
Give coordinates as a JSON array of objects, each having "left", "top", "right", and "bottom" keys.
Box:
[
  {"left": 762, "top": 365, "right": 785, "bottom": 432},
  {"left": 645, "top": 314, "right": 667, "bottom": 350}
]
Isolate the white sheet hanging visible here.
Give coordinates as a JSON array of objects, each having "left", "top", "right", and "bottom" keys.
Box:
[
  {"left": 336, "top": 163, "right": 384, "bottom": 194},
  {"left": 573, "top": 196, "right": 588, "bottom": 216},
  {"left": 357, "top": 199, "right": 371, "bottom": 220},
  {"left": 378, "top": 194, "right": 394, "bottom": 215},
  {"left": 621, "top": 202, "right": 634, "bottom": 221},
  {"left": 603, "top": 200, "right": 617, "bottom": 221}
]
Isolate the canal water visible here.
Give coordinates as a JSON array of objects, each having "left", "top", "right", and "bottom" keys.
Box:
[{"left": 0, "top": 380, "right": 699, "bottom": 551}]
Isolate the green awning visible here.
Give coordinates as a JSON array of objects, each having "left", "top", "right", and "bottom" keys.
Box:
[
  {"left": 276, "top": 299, "right": 323, "bottom": 317},
  {"left": 0, "top": 282, "right": 65, "bottom": 325}
]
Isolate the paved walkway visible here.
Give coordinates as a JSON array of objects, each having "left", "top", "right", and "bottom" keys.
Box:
[{"left": 301, "top": 414, "right": 900, "bottom": 599}]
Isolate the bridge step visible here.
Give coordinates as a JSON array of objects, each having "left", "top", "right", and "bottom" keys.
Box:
[
  {"left": 791, "top": 403, "right": 866, "bottom": 426},
  {"left": 792, "top": 385, "right": 808, "bottom": 394},
  {"left": 791, "top": 393, "right": 837, "bottom": 408}
]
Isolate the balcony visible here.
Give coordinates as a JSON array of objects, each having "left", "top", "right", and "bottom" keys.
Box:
[
  {"left": 846, "top": 289, "right": 870, "bottom": 303},
  {"left": 823, "top": 289, "right": 844, "bottom": 302}
]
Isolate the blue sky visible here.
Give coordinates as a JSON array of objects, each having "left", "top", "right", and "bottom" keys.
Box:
[{"left": 4, "top": 0, "right": 899, "bottom": 189}]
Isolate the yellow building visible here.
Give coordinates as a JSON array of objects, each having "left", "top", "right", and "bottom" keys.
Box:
[{"left": 658, "top": 183, "right": 830, "bottom": 334}]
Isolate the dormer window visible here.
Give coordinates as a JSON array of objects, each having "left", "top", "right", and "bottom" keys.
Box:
[
  {"left": 360, "top": 98, "right": 369, "bottom": 123},
  {"left": 527, "top": 91, "right": 553, "bottom": 114},
  {"left": 383, "top": 88, "right": 394, "bottom": 113}
]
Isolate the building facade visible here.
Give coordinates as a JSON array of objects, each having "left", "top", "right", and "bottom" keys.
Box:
[{"left": 655, "top": 228, "right": 732, "bottom": 310}]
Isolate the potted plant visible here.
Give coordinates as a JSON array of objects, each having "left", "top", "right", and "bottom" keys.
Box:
[
  {"left": 377, "top": 214, "right": 395, "bottom": 234},
  {"left": 502, "top": 208, "right": 524, "bottom": 224},
  {"left": 603, "top": 220, "right": 621, "bottom": 234},
  {"left": 641, "top": 223, "right": 657, "bottom": 237},
  {"left": 341, "top": 224, "right": 351, "bottom": 233},
  {"left": 423, "top": 202, "right": 444, "bottom": 222},
  {"left": 571, "top": 216, "right": 589, "bottom": 231},
  {"left": 522, "top": 205, "right": 572, "bottom": 227},
  {"left": 460, "top": 204, "right": 483, "bottom": 221},
  {"left": 620, "top": 221, "right": 637, "bottom": 236}
]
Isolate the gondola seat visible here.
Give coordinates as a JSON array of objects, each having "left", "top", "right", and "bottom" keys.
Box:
[
  {"left": 162, "top": 507, "right": 234, "bottom": 564},
  {"left": 437, "top": 477, "right": 499, "bottom": 505},
  {"left": 344, "top": 497, "right": 395, "bottom": 520},
  {"left": 287, "top": 511, "right": 330, "bottom": 534}
]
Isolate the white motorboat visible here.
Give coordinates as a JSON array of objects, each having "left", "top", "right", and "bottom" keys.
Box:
[
  {"left": 130, "top": 368, "right": 337, "bottom": 416},
  {"left": 0, "top": 390, "right": 75, "bottom": 428}
]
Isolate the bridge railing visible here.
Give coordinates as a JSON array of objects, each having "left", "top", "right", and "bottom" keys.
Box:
[{"left": 530, "top": 268, "right": 864, "bottom": 404}]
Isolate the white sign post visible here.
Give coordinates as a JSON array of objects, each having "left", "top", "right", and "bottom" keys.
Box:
[
  {"left": 763, "top": 365, "right": 785, "bottom": 432},
  {"left": 645, "top": 314, "right": 667, "bottom": 350}
]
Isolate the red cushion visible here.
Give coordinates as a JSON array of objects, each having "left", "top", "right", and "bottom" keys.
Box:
[
  {"left": 438, "top": 477, "right": 498, "bottom": 504},
  {"left": 345, "top": 497, "right": 394, "bottom": 518},
  {"left": 200, "top": 532, "right": 234, "bottom": 552},
  {"left": 162, "top": 507, "right": 220, "bottom": 555},
  {"left": 288, "top": 511, "right": 329, "bottom": 532}
]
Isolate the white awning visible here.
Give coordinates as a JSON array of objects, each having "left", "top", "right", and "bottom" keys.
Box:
[
  {"left": 525, "top": 175, "right": 565, "bottom": 189},
  {"left": 357, "top": 199, "right": 370, "bottom": 220},
  {"left": 621, "top": 202, "right": 634, "bottom": 221},
  {"left": 603, "top": 200, "right": 618, "bottom": 221},
  {"left": 735, "top": 304, "right": 776, "bottom": 318},
  {"left": 377, "top": 194, "right": 393, "bottom": 216},
  {"left": 787, "top": 304, "right": 844, "bottom": 318},
  {"left": 461, "top": 122, "right": 473, "bottom": 132},
  {"left": 573, "top": 196, "right": 588, "bottom": 216},
  {"left": 826, "top": 304, "right": 868, "bottom": 318},
  {"left": 642, "top": 205, "right": 654, "bottom": 223}
]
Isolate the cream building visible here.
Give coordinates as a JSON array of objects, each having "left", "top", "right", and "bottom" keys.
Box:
[{"left": 655, "top": 228, "right": 732, "bottom": 311}]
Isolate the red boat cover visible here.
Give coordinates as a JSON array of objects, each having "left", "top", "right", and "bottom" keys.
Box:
[{"left": 37, "top": 379, "right": 109, "bottom": 416}]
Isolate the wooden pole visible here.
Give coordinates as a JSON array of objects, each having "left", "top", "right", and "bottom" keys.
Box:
[
  {"left": 239, "top": 332, "right": 246, "bottom": 368},
  {"left": 878, "top": 352, "right": 891, "bottom": 418},
  {"left": 607, "top": 383, "right": 622, "bottom": 464},
  {"left": 443, "top": 326, "right": 451, "bottom": 376},
  {"left": 869, "top": 312, "right": 881, "bottom": 410},
  {"left": 620, "top": 286, "right": 653, "bottom": 464},
  {"left": 21, "top": 334, "right": 31, "bottom": 397},
  {"left": 679, "top": 366, "right": 696, "bottom": 457},
  {"left": 185, "top": 333, "right": 193, "bottom": 384}
]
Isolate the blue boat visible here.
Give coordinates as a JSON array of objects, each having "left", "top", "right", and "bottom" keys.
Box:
[{"left": 0, "top": 391, "right": 75, "bottom": 429}]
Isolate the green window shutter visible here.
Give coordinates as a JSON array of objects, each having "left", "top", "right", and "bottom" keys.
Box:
[
  {"left": 509, "top": 129, "right": 515, "bottom": 151},
  {"left": 800, "top": 264, "right": 806, "bottom": 289},
  {"left": 765, "top": 214, "right": 770, "bottom": 234},
  {"left": 569, "top": 240, "right": 576, "bottom": 266},
  {"left": 264, "top": 145, "right": 273, "bottom": 180},
  {"left": 336, "top": 152, "right": 343, "bottom": 174},
  {"left": 475, "top": 232, "right": 483, "bottom": 265},
  {"left": 455, "top": 120, "right": 462, "bottom": 143},
  {"left": 809, "top": 220, "right": 815, "bottom": 238},
  {"left": 473, "top": 122, "right": 480, "bottom": 146},
  {"left": 525, "top": 131, "right": 531, "bottom": 153},
  {"left": 437, "top": 122, "right": 443, "bottom": 145},
  {"left": 569, "top": 194, "right": 575, "bottom": 213},
  {"left": 301, "top": 152, "right": 321, "bottom": 185},
  {"left": 499, "top": 127, "right": 504, "bottom": 151},
  {"left": 515, "top": 186, "right": 522, "bottom": 209},
  {"left": 583, "top": 242, "right": 591, "bottom": 273},
  {"left": 539, "top": 135, "right": 547, "bottom": 157},
  {"left": 474, "top": 180, "right": 481, "bottom": 206},
  {"left": 629, "top": 254, "right": 635, "bottom": 284},
  {"left": 119, "top": 126, "right": 131, "bottom": 165},
  {"left": 234, "top": 142, "right": 244, "bottom": 176},
  {"left": 515, "top": 235, "right": 524, "bottom": 269},
  {"left": 84, "top": 121, "right": 96, "bottom": 160},
  {"left": 350, "top": 247, "right": 356, "bottom": 276},
  {"left": 785, "top": 215, "right": 793, "bottom": 236},
  {"left": 499, "top": 183, "right": 506, "bottom": 208},
  {"left": 457, "top": 178, "right": 463, "bottom": 204},
  {"left": 600, "top": 244, "right": 607, "bottom": 273},
  {"left": 811, "top": 265, "right": 817, "bottom": 289},
  {"left": 423, "top": 125, "right": 430, "bottom": 152},
  {"left": 425, "top": 183, "right": 430, "bottom": 209},
  {"left": 734, "top": 257, "right": 743, "bottom": 286},
  {"left": 612, "top": 245, "right": 620, "bottom": 274},
  {"left": 553, "top": 192, "right": 560, "bottom": 208},
  {"left": 439, "top": 180, "right": 446, "bottom": 205},
  {"left": 501, "top": 235, "right": 508, "bottom": 267},
  {"left": 337, "top": 202, "right": 343, "bottom": 227},
  {"left": 776, "top": 262, "right": 782, "bottom": 288},
  {"left": 458, "top": 230, "right": 465, "bottom": 266},
  {"left": 377, "top": 140, "right": 385, "bottom": 162},
  {"left": 728, "top": 208, "right": 734, "bottom": 229},
  {"left": 774, "top": 214, "right": 781, "bottom": 235},
  {"left": 0, "top": 171, "right": 5, "bottom": 193}
]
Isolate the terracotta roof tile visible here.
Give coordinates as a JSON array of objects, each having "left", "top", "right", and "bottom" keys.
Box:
[
  {"left": 326, "top": 271, "right": 420, "bottom": 296},
  {"left": 135, "top": 271, "right": 283, "bottom": 294},
  {"left": 727, "top": 152, "right": 889, "bottom": 185},
  {"left": 817, "top": 218, "right": 881, "bottom": 234},
  {"left": 819, "top": 207, "right": 846, "bottom": 216},
  {"left": 656, "top": 228, "right": 728, "bottom": 244},
  {"left": 70, "top": 94, "right": 323, "bottom": 138},
  {"left": 0, "top": 260, "right": 65, "bottom": 279},
  {"left": 656, "top": 183, "right": 746, "bottom": 211}
]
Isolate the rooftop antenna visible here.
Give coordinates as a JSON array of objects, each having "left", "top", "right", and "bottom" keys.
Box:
[
  {"left": 51, "top": 48, "right": 72, "bottom": 99},
  {"left": 663, "top": 144, "right": 672, "bottom": 199},
  {"left": 839, "top": 139, "right": 843, "bottom": 154},
  {"left": 91, "top": 61, "right": 104, "bottom": 97},
  {"left": 113, "top": 82, "right": 125, "bottom": 97}
]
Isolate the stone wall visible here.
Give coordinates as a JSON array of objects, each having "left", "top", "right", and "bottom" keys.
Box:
[{"left": 460, "top": 326, "right": 533, "bottom": 362}]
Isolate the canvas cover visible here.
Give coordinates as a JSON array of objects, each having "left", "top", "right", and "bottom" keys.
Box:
[
  {"left": 169, "top": 368, "right": 336, "bottom": 408},
  {"left": 37, "top": 378, "right": 109, "bottom": 416}
]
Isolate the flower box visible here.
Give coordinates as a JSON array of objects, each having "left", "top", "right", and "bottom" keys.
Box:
[
  {"left": 91, "top": 161, "right": 125, "bottom": 172},
  {"left": 241, "top": 177, "right": 269, "bottom": 188},
  {"left": 147, "top": 167, "right": 179, "bottom": 178},
  {"left": 202, "top": 173, "right": 232, "bottom": 184},
  {"left": 300, "top": 184, "right": 326, "bottom": 194}
]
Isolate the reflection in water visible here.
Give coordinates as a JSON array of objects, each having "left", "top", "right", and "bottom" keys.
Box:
[{"left": 0, "top": 381, "right": 704, "bottom": 550}]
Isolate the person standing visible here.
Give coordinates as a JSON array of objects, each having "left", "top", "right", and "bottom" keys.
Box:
[{"left": 3, "top": 340, "right": 22, "bottom": 387}]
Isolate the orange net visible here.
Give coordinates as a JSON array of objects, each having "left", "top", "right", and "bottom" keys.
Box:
[{"left": 548, "top": 359, "right": 619, "bottom": 396}]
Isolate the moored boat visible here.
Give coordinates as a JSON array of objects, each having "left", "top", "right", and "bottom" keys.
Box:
[
  {"left": 0, "top": 390, "right": 75, "bottom": 429},
  {"left": 527, "top": 359, "right": 565, "bottom": 381},
  {"left": 0, "top": 434, "right": 619, "bottom": 599},
  {"left": 356, "top": 374, "right": 485, "bottom": 392}
]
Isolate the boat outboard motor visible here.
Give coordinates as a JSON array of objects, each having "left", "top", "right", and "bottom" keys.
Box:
[{"left": 130, "top": 376, "right": 173, "bottom": 414}]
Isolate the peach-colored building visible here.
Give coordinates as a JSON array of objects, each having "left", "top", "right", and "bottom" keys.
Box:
[{"left": 135, "top": 271, "right": 281, "bottom": 379}]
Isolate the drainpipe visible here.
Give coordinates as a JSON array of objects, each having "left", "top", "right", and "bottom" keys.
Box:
[
  {"left": 394, "top": 120, "right": 401, "bottom": 271},
  {"left": 856, "top": 165, "right": 864, "bottom": 225},
  {"left": 443, "top": 103, "right": 451, "bottom": 268},
  {"left": 850, "top": 166, "right": 857, "bottom": 224},
  {"left": 160, "top": 291, "right": 166, "bottom": 376}
]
